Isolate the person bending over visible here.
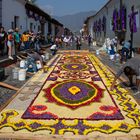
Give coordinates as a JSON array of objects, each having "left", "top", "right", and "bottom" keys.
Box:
[
  {"left": 110, "top": 56, "right": 140, "bottom": 91},
  {"left": 26, "top": 50, "right": 44, "bottom": 73}
]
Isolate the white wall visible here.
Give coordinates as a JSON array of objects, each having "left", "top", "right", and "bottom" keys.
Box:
[
  {"left": 2, "top": 0, "right": 49, "bottom": 35},
  {"left": 88, "top": 17, "right": 94, "bottom": 38},
  {"left": 45, "top": 21, "right": 48, "bottom": 37},
  {"left": 124, "top": 0, "right": 140, "bottom": 48},
  {"left": 105, "top": 0, "right": 119, "bottom": 39},
  {"left": 2, "top": 0, "right": 61, "bottom": 38},
  {"left": 58, "top": 26, "right": 64, "bottom": 37},
  {"left": 51, "top": 23, "right": 55, "bottom": 36},
  {"left": 27, "top": 18, "right": 41, "bottom": 33},
  {"left": 2, "top": 0, "right": 26, "bottom": 33}
]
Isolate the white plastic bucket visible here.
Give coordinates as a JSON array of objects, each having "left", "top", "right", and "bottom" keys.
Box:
[
  {"left": 36, "top": 61, "right": 42, "bottom": 70},
  {"left": 20, "top": 60, "right": 26, "bottom": 68},
  {"left": 93, "top": 41, "right": 96, "bottom": 46},
  {"left": 45, "top": 53, "right": 49, "bottom": 60},
  {"left": 12, "top": 68, "right": 19, "bottom": 80},
  {"left": 96, "top": 50, "right": 99, "bottom": 55},
  {"left": 18, "top": 69, "right": 26, "bottom": 81},
  {"left": 115, "top": 53, "right": 120, "bottom": 60},
  {"left": 110, "top": 55, "right": 115, "bottom": 60},
  {"left": 41, "top": 55, "right": 45, "bottom": 61}
]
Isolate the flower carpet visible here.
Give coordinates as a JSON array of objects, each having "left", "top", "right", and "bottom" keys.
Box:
[{"left": 0, "top": 51, "right": 140, "bottom": 139}]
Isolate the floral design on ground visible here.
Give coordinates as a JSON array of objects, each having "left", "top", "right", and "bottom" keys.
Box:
[
  {"left": 65, "top": 56, "right": 87, "bottom": 63},
  {"left": 44, "top": 80, "right": 104, "bottom": 109},
  {"left": 1, "top": 53, "right": 140, "bottom": 135},
  {"left": 58, "top": 71, "right": 90, "bottom": 79},
  {"left": 87, "top": 105, "right": 124, "bottom": 120},
  {"left": 22, "top": 105, "right": 59, "bottom": 119},
  {"left": 0, "top": 110, "right": 140, "bottom": 134},
  {"left": 61, "top": 63, "right": 89, "bottom": 71},
  {"left": 90, "top": 70, "right": 101, "bottom": 81}
]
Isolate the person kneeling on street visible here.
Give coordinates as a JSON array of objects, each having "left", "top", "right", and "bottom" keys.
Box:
[
  {"left": 110, "top": 56, "right": 140, "bottom": 93},
  {"left": 26, "top": 50, "right": 44, "bottom": 73}
]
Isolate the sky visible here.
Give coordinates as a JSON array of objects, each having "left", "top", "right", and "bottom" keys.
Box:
[{"left": 36, "top": 0, "right": 108, "bottom": 17}]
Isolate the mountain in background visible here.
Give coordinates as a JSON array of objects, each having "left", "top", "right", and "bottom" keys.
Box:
[{"left": 54, "top": 10, "right": 96, "bottom": 32}]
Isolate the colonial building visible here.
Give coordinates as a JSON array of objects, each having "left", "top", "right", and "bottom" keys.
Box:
[
  {"left": 0, "top": 0, "right": 64, "bottom": 37},
  {"left": 51, "top": 18, "right": 64, "bottom": 37},
  {"left": 64, "top": 27, "right": 71, "bottom": 36},
  {"left": 25, "top": 2, "right": 51, "bottom": 36},
  {"left": 85, "top": 0, "right": 140, "bottom": 48},
  {"left": 1, "top": 0, "right": 27, "bottom": 33}
]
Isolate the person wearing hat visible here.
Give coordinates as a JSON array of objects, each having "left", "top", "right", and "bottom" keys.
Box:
[{"left": 7, "top": 29, "right": 14, "bottom": 60}]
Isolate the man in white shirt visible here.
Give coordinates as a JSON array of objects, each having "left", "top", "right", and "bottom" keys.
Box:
[
  {"left": 50, "top": 44, "right": 57, "bottom": 55},
  {"left": 111, "top": 36, "right": 118, "bottom": 52},
  {"left": 63, "top": 36, "right": 70, "bottom": 47}
]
